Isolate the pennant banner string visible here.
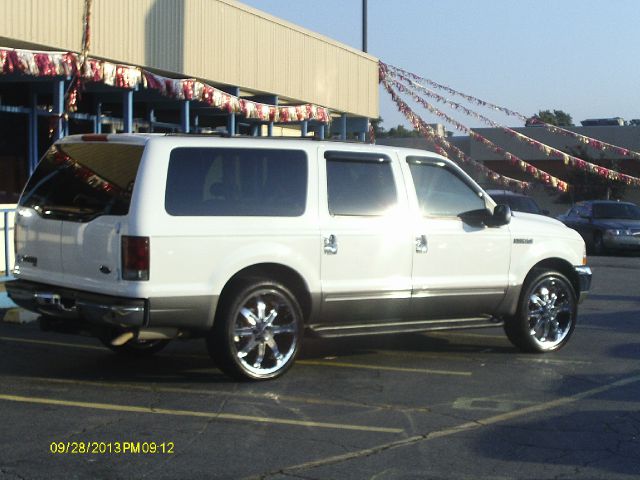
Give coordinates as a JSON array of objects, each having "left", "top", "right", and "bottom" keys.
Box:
[
  {"left": 0, "top": 47, "right": 331, "bottom": 124},
  {"left": 385, "top": 62, "right": 640, "bottom": 162},
  {"left": 379, "top": 68, "right": 532, "bottom": 192},
  {"left": 384, "top": 69, "right": 640, "bottom": 187},
  {"left": 384, "top": 78, "right": 568, "bottom": 192}
]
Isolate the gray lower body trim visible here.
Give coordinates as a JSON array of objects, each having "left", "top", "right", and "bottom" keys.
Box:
[{"left": 148, "top": 295, "right": 216, "bottom": 330}]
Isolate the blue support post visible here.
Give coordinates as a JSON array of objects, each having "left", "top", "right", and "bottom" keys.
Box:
[
  {"left": 28, "top": 91, "right": 38, "bottom": 174},
  {"left": 180, "top": 100, "right": 190, "bottom": 133},
  {"left": 317, "top": 124, "right": 325, "bottom": 140},
  {"left": 301, "top": 120, "right": 308, "bottom": 137},
  {"left": 94, "top": 101, "right": 102, "bottom": 133},
  {"left": 148, "top": 108, "right": 156, "bottom": 133},
  {"left": 227, "top": 113, "right": 236, "bottom": 136},
  {"left": 123, "top": 90, "right": 133, "bottom": 133},
  {"left": 267, "top": 122, "right": 273, "bottom": 137},
  {"left": 52, "top": 79, "right": 65, "bottom": 140},
  {"left": 340, "top": 114, "right": 347, "bottom": 140}
]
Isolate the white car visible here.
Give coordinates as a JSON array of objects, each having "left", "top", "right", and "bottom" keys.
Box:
[{"left": 7, "top": 134, "right": 592, "bottom": 380}]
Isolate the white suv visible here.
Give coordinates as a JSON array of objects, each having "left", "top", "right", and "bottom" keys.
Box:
[{"left": 7, "top": 134, "right": 592, "bottom": 380}]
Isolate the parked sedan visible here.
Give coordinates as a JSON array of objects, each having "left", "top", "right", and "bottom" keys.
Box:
[{"left": 557, "top": 200, "right": 640, "bottom": 254}]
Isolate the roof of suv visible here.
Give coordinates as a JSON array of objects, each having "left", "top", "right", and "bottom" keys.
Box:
[{"left": 58, "top": 133, "right": 450, "bottom": 161}]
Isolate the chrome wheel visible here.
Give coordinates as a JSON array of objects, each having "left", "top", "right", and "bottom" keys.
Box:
[
  {"left": 504, "top": 270, "right": 577, "bottom": 353},
  {"left": 209, "top": 280, "right": 303, "bottom": 381},
  {"left": 526, "top": 276, "right": 575, "bottom": 350},
  {"left": 231, "top": 289, "right": 299, "bottom": 377}
]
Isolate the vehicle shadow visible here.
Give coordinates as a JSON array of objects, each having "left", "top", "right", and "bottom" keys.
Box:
[
  {"left": 0, "top": 322, "right": 514, "bottom": 385},
  {"left": 300, "top": 330, "right": 515, "bottom": 360}
]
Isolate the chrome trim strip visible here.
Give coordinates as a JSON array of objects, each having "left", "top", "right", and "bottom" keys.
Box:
[
  {"left": 323, "top": 290, "right": 412, "bottom": 302},
  {"left": 313, "top": 316, "right": 494, "bottom": 332},
  {"left": 411, "top": 287, "right": 506, "bottom": 298}
]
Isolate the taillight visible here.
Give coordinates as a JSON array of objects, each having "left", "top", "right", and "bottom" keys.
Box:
[{"left": 121, "top": 236, "right": 149, "bottom": 281}]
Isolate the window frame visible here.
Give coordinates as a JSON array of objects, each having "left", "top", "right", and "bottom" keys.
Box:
[{"left": 324, "top": 150, "right": 399, "bottom": 218}]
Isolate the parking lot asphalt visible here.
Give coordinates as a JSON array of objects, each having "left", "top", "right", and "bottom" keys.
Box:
[{"left": 0, "top": 255, "right": 638, "bottom": 479}]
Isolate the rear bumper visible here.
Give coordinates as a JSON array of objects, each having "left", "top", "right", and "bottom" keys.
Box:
[
  {"left": 5, "top": 279, "right": 146, "bottom": 327},
  {"left": 573, "top": 265, "right": 592, "bottom": 303}
]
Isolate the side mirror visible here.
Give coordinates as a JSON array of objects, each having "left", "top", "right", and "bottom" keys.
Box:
[
  {"left": 490, "top": 204, "right": 512, "bottom": 227},
  {"left": 458, "top": 208, "right": 493, "bottom": 228}
]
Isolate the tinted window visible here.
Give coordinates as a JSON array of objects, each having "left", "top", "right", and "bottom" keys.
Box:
[
  {"left": 408, "top": 157, "right": 484, "bottom": 216},
  {"left": 326, "top": 154, "right": 397, "bottom": 216},
  {"left": 165, "top": 148, "right": 307, "bottom": 216},
  {"left": 19, "top": 143, "right": 143, "bottom": 221}
]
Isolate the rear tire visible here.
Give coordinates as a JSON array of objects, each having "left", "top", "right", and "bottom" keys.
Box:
[
  {"left": 207, "top": 279, "right": 303, "bottom": 381},
  {"left": 504, "top": 269, "right": 577, "bottom": 353}
]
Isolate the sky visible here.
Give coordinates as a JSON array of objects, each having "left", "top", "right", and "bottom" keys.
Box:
[{"left": 239, "top": 0, "right": 640, "bottom": 130}]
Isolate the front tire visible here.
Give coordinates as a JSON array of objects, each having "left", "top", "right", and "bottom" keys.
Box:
[
  {"left": 208, "top": 280, "right": 303, "bottom": 381},
  {"left": 504, "top": 270, "right": 577, "bottom": 353}
]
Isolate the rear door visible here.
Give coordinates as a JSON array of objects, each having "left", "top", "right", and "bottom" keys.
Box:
[
  {"left": 318, "top": 149, "right": 413, "bottom": 325},
  {"left": 16, "top": 140, "right": 144, "bottom": 289}
]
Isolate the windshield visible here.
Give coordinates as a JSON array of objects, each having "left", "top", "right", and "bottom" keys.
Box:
[
  {"left": 19, "top": 142, "right": 144, "bottom": 222},
  {"left": 592, "top": 203, "right": 640, "bottom": 220}
]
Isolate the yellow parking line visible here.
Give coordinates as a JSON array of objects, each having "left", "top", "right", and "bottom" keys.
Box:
[
  {"left": 18, "top": 376, "right": 431, "bottom": 413},
  {"left": 0, "top": 393, "right": 403, "bottom": 434},
  {"left": 245, "top": 373, "right": 640, "bottom": 479},
  {"left": 298, "top": 360, "right": 471, "bottom": 376},
  {"left": 0, "top": 336, "right": 105, "bottom": 351}
]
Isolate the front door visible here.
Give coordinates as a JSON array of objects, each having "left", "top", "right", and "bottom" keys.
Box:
[{"left": 404, "top": 156, "right": 511, "bottom": 319}]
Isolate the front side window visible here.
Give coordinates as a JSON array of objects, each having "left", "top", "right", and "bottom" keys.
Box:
[
  {"left": 165, "top": 147, "right": 307, "bottom": 216},
  {"left": 326, "top": 153, "right": 397, "bottom": 216},
  {"left": 19, "top": 142, "right": 144, "bottom": 221},
  {"left": 407, "top": 157, "right": 485, "bottom": 217}
]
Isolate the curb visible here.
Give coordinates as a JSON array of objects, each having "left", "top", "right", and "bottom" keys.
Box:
[
  {"left": 1, "top": 308, "right": 40, "bottom": 324},
  {"left": 0, "top": 291, "right": 39, "bottom": 324}
]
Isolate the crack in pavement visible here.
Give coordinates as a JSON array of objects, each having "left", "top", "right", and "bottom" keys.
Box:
[{"left": 243, "top": 373, "right": 640, "bottom": 480}]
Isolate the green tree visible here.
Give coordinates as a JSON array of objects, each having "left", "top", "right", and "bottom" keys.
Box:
[
  {"left": 385, "top": 124, "right": 421, "bottom": 138},
  {"left": 531, "top": 109, "right": 574, "bottom": 127}
]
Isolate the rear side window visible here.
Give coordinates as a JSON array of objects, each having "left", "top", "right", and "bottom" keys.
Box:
[
  {"left": 326, "top": 152, "right": 397, "bottom": 216},
  {"left": 19, "top": 143, "right": 144, "bottom": 221},
  {"left": 165, "top": 148, "right": 307, "bottom": 216}
]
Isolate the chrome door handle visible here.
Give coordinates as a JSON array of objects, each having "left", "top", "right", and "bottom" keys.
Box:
[
  {"left": 323, "top": 234, "right": 338, "bottom": 255},
  {"left": 415, "top": 235, "right": 428, "bottom": 254}
]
